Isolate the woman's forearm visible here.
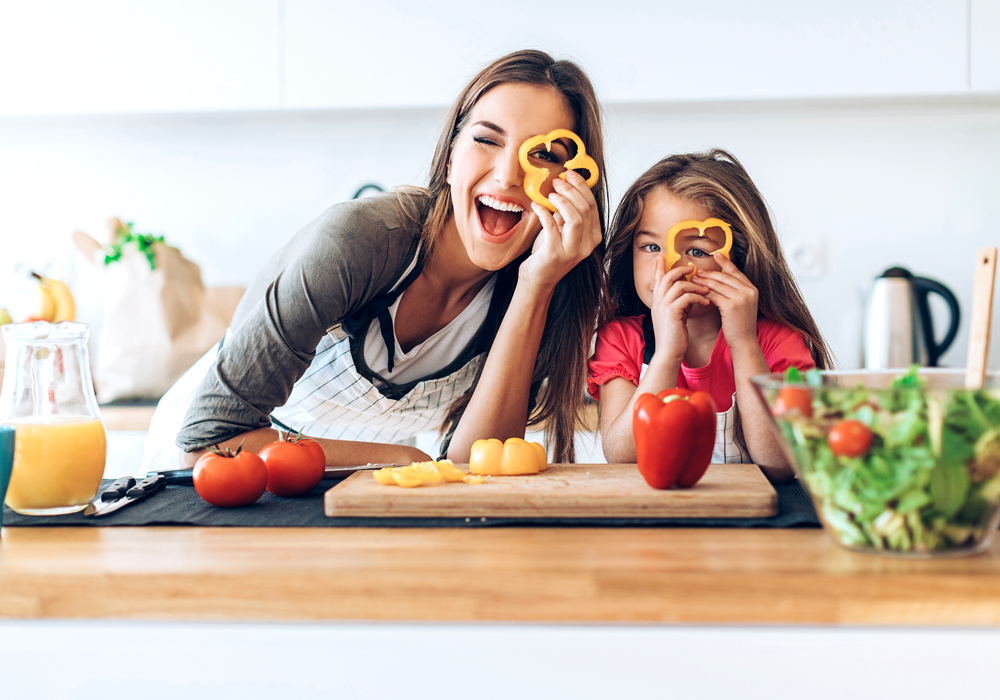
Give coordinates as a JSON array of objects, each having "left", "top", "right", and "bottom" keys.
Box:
[
  {"left": 182, "top": 428, "right": 431, "bottom": 469},
  {"left": 446, "top": 283, "right": 554, "bottom": 462}
]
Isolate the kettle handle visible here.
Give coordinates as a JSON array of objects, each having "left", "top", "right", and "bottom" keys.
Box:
[{"left": 911, "top": 276, "right": 961, "bottom": 366}]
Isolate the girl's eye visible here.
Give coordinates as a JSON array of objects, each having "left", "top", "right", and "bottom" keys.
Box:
[
  {"left": 640, "top": 243, "right": 661, "bottom": 253},
  {"left": 685, "top": 247, "right": 710, "bottom": 258}
]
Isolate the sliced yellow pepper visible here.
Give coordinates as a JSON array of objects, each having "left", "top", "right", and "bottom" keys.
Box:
[
  {"left": 531, "top": 441, "right": 547, "bottom": 472},
  {"left": 469, "top": 438, "right": 505, "bottom": 475},
  {"left": 433, "top": 459, "right": 467, "bottom": 483},
  {"left": 392, "top": 468, "right": 423, "bottom": 488},
  {"left": 374, "top": 459, "right": 472, "bottom": 487},
  {"left": 374, "top": 468, "right": 397, "bottom": 485},
  {"left": 662, "top": 218, "right": 733, "bottom": 280},
  {"left": 518, "top": 129, "right": 599, "bottom": 213},
  {"left": 469, "top": 437, "right": 548, "bottom": 475},
  {"left": 411, "top": 462, "right": 444, "bottom": 483}
]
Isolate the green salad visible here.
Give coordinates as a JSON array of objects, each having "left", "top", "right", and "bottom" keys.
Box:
[{"left": 776, "top": 366, "right": 1000, "bottom": 553}]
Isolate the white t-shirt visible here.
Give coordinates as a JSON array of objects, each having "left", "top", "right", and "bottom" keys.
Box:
[{"left": 363, "top": 274, "right": 497, "bottom": 385}]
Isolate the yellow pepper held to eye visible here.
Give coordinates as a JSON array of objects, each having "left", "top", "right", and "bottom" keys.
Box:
[
  {"left": 662, "top": 218, "right": 733, "bottom": 280},
  {"left": 469, "top": 437, "right": 547, "bottom": 475},
  {"left": 518, "top": 129, "right": 599, "bottom": 213}
]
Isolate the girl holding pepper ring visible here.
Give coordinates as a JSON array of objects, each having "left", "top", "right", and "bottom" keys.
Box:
[
  {"left": 142, "top": 50, "right": 607, "bottom": 473},
  {"left": 588, "top": 150, "right": 831, "bottom": 483}
]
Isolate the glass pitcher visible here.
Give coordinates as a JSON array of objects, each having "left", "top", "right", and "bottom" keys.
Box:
[{"left": 0, "top": 322, "right": 106, "bottom": 515}]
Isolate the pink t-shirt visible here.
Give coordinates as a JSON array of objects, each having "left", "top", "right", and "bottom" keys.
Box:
[{"left": 586, "top": 315, "right": 816, "bottom": 411}]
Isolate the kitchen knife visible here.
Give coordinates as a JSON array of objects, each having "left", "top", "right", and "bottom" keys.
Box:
[
  {"left": 82, "top": 476, "right": 137, "bottom": 516},
  {"left": 145, "top": 463, "right": 408, "bottom": 485},
  {"left": 84, "top": 475, "right": 167, "bottom": 517}
]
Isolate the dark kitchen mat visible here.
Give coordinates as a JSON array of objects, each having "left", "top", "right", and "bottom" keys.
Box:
[{"left": 2, "top": 479, "right": 820, "bottom": 529}]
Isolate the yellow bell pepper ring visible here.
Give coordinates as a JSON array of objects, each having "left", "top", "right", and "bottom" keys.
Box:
[
  {"left": 518, "top": 129, "right": 600, "bottom": 213},
  {"left": 662, "top": 218, "right": 733, "bottom": 281}
]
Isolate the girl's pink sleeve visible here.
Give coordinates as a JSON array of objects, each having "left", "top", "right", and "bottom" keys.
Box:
[
  {"left": 757, "top": 320, "right": 817, "bottom": 374},
  {"left": 587, "top": 317, "right": 645, "bottom": 400}
]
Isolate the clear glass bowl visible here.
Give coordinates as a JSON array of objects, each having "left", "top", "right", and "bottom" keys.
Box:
[{"left": 751, "top": 369, "right": 1000, "bottom": 557}]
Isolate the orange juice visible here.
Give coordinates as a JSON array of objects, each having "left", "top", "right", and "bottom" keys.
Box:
[{"left": 4, "top": 417, "right": 106, "bottom": 515}]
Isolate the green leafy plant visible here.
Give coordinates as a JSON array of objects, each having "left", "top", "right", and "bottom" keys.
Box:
[{"left": 103, "top": 221, "right": 166, "bottom": 270}]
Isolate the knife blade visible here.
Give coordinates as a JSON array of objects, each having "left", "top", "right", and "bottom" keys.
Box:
[
  {"left": 85, "top": 475, "right": 167, "bottom": 517},
  {"left": 82, "top": 476, "right": 137, "bottom": 516},
  {"left": 145, "top": 463, "right": 408, "bottom": 485}
]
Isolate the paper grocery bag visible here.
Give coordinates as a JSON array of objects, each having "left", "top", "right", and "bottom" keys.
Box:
[{"left": 74, "top": 228, "right": 227, "bottom": 403}]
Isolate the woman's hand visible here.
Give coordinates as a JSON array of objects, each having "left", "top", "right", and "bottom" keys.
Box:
[
  {"left": 521, "top": 170, "right": 602, "bottom": 293},
  {"left": 693, "top": 253, "right": 759, "bottom": 352},
  {"left": 650, "top": 258, "right": 711, "bottom": 365}
]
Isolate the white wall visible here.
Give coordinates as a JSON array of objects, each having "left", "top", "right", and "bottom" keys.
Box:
[{"left": 3, "top": 95, "right": 999, "bottom": 370}]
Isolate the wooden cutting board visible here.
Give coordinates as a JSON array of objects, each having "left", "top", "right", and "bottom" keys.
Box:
[{"left": 324, "top": 463, "right": 777, "bottom": 519}]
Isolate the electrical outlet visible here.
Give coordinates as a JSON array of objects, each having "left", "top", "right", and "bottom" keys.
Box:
[{"left": 787, "top": 239, "right": 825, "bottom": 279}]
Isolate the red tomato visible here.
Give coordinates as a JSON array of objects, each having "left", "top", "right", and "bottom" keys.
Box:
[
  {"left": 260, "top": 439, "right": 325, "bottom": 497},
  {"left": 193, "top": 448, "right": 268, "bottom": 508},
  {"left": 298, "top": 438, "right": 326, "bottom": 472},
  {"left": 773, "top": 387, "right": 813, "bottom": 417},
  {"left": 827, "top": 420, "right": 873, "bottom": 458}
]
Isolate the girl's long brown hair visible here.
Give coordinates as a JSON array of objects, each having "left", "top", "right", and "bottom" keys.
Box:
[
  {"left": 399, "top": 50, "right": 609, "bottom": 462},
  {"left": 603, "top": 149, "right": 832, "bottom": 369}
]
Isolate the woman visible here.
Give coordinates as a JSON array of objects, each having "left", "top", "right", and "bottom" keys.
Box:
[{"left": 144, "top": 49, "right": 608, "bottom": 472}]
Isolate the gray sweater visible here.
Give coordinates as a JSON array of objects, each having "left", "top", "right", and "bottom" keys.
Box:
[{"left": 175, "top": 192, "right": 430, "bottom": 452}]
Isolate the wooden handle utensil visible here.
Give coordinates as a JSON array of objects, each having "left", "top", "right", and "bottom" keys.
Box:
[{"left": 965, "top": 247, "right": 998, "bottom": 390}]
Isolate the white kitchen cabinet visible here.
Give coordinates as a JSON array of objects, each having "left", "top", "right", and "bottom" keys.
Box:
[
  {"left": 0, "top": 0, "right": 281, "bottom": 116},
  {"left": 284, "top": 0, "right": 969, "bottom": 109},
  {"left": 972, "top": 0, "right": 1000, "bottom": 91}
]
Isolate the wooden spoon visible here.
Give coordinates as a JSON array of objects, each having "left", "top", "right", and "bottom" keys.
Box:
[{"left": 965, "top": 247, "right": 998, "bottom": 390}]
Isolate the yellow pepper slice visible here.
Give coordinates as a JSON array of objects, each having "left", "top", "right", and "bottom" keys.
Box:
[
  {"left": 373, "top": 468, "right": 397, "bottom": 485},
  {"left": 518, "top": 129, "right": 599, "bottom": 213},
  {"left": 392, "top": 468, "right": 423, "bottom": 488},
  {"left": 662, "top": 218, "right": 733, "bottom": 280},
  {"left": 411, "top": 462, "right": 444, "bottom": 483},
  {"left": 434, "top": 459, "right": 467, "bottom": 483}
]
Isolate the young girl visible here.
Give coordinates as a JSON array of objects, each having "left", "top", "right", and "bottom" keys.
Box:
[{"left": 587, "top": 150, "right": 830, "bottom": 482}]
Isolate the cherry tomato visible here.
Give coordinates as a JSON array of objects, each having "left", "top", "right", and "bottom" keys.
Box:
[
  {"left": 827, "top": 420, "right": 873, "bottom": 458},
  {"left": 773, "top": 387, "right": 813, "bottom": 418},
  {"left": 260, "top": 438, "right": 325, "bottom": 497},
  {"left": 193, "top": 447, "right": 268, "bottom": 507}
]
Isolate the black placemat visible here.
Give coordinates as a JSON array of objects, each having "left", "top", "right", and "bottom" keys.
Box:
[{"left": 2, "top": 479, "right": 820, "bottom": 528}]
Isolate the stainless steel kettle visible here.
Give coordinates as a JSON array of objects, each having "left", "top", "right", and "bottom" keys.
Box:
[{"left": 864, "top": 267, "right": 960, "bottom": 368}]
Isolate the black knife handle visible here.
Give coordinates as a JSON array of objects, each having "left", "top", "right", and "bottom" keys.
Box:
[
  {"left": 126, "top": 475, "right": 167, "bottom": 499},
  {"left": 101, "top": 476, "right": 137, "bottom": 501},
  {"left": 145, "top": 468, "right": 194, "bottom": 485}
]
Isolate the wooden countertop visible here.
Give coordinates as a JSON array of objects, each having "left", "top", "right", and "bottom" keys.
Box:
[{"left": 2, "top": 525, "right": 1000, "bottom": 626}]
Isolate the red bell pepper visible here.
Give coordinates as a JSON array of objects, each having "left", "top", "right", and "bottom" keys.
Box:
[{"left": 632, "top": 388, "right": 717, "bottom": 489}]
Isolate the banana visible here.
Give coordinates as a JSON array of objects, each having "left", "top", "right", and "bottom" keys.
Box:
[
  {"left": 31, "top": 273, "right": 75, "bottom": 323},
  {"left": 0, "top": 307, "right": 11, "bottom": 325}
]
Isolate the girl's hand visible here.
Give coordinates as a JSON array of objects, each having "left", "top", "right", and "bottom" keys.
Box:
[
  {"left": 521, "top": 170, "right": 602, "bottom": 294},
  {"left": 693, "top": 253, "right": 759, "bottom": 352},
  {"left": 650, "top": 257, "right": 711, "bottom": 364}
]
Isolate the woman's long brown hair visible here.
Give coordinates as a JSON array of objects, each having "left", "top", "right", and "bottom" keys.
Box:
[
  {"left": 399, "top": 50, "right": 610, "bottom": 462},
  {"left": 603, "top": 149, "right": 832, "bottom": 369}
]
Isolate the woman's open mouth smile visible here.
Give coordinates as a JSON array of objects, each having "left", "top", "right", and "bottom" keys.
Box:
[{"left": 476, "top": 194, "right": 526, "bottom": 244}]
